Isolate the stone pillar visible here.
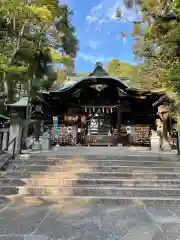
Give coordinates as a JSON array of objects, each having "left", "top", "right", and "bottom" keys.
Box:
[
  {"left": 9, "top": 122, "right": 23, "bottom": 154},
  {"left": 150, "top": 130, "right": 160, "bottom": 152},
  {"left": 35, "top": 113, "right": 41, "bottom": 142},
  {"left": 2, "top": 131, "right": 8, "bottom": 150},
  {"left": 34, "top": 105, "right": 43, "bottom": 142},
  {"left": 31, "top": 105, "right": 43, "bottom": 150},
  {"left": 41, "top": 132, "right": 50, "bottom": 150}
]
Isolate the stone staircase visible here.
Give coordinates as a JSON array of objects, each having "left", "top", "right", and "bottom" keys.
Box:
[{"left": 1, "top": 152, "right": 180, "bottom": 205}]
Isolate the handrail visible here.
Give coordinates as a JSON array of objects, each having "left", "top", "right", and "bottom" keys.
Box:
[{"left": 5, "top": 137, "right": 17, "bottom": 159}]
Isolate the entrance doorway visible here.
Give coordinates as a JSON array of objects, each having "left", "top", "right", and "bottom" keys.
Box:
[
  {"left": 88, "top": 113, "right": 111, "bottom": 136},
  {"left": 84, "top": 112, "right": 118, "bottom": 146}
]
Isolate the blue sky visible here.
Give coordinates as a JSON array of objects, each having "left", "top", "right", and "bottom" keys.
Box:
[{"left": 61, "top": 0, "right": 140, "bottom": 73}]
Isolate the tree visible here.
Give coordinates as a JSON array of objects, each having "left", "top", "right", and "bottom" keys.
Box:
[
  {"left": 117, "top": 0, "right": 180, "bottom": 148},
  {"left": 0, "top": 0, "right": 78, "bottom": 102},
  {"left": 0, "top": 0, "right": 78, "bottom": 149},
  {"left": 56, "top": 69, "right": 67, "bottom": 84},
  {"left": 118, "top": 0, "right": 180, "bottom": 90},
  {"left": 107, "top": 58, "right": 142, "bottom": 88},
  {"left": 54, "top": 5, "right": 78, "bottom": 75},
  {"left": 73, "top": 72, "right": 89, "bottom": 77},
  {"left": 74, "top": 60, "right": 143, "bottom": 88}
]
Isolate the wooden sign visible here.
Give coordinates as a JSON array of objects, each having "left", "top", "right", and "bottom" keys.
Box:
[{"left": 64, "top": 115, "right": 78, "bottom": 121}]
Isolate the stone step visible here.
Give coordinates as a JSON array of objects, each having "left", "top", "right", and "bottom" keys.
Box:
[
  {"left": 14, "top": 186, "right": 180, "bottom": 197},
  {"left": 17, "top": 154, "right": 179, "bottom": 161},
  {"left": 7, "top": 164, "right": 180, "bottom": 173},
  {"left": 3, "top": 185, "right": 180, "bottom": 196},
  {"left": 3, "top": 185, "right": 180, "bottom": 197},
  {"left": 11, "top": 159, "right": 180, "bottom": 167},
  {"left": 0, "top": 178, "right": 180, "bottom": 188},
  {"left": 0, "top": 178, "right": 27, "bottom": 186},
  {"left": 1, "top": 177, "right": 180, "bottom": 187},
  {"left": 4, "top": 194, "right": 180, "bottom": 206},
  {"left": 0, "top": 186, "right": 18, "bottom": 194},
  {"left": 2, "top": 170, "right": 180, "bottom": 179},
  {"left": 78, "top": 171, "right": 180, "bottom": 180},
  {"left": 25, "top": 178, "right": 180, "bottom": 187}
]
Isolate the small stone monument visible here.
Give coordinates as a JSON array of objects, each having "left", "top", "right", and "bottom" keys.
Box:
[
  {"left": 32, "top": 140, "right": 41, "bottom": 150},
  {"left": 41, "top": 131, "right": 50, "bottom": 150},
  {"left": 150, "top": 130, "right": 160, "bottom": 152}
]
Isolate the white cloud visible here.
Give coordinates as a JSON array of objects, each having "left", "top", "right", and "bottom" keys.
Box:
[
  {"left": 86, "top": 0, "right": 140, "bottom": 27},
  {"left": 78, "top": 52, "right": 110, "bottom": 64},
  {"left": 88, "top": 40, "right": 100, "bottom": 50}
]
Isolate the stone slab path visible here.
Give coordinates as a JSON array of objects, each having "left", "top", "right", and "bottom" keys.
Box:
[
  {"left": 0, "top": 201, "right": 180, "bottom": 239},
  {"left": 0, "top": 147, "right": 180, "bottom": 239}
]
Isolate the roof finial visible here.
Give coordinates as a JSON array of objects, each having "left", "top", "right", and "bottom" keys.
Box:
[{"left": 95, "top": 62, "right": 102, "bottom": 67}]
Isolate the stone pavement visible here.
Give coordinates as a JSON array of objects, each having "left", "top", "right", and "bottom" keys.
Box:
[
  {"left": 0, "top": 201, "right": 180, "bottom": 239},
  {"left": 0, "top": 147, "right": 180, "bottom": 239}
]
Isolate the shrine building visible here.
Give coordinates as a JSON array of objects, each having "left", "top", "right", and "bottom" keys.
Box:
[{"left": 32, "top": 62, "right": 165, "bottom": 146}]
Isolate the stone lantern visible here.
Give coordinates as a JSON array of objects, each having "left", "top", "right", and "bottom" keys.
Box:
[{"left": 157, "top": 104, "right": 171, "bottom": 151}]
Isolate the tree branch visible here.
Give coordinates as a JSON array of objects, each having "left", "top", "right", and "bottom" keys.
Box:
[{"left": 8, "top": 23, "right": 27, "bottom": 65}]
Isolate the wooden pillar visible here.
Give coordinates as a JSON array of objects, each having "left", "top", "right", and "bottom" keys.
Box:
[
  {"left": 117, "top": 105, "right": 121, "bottom": 142},
  {"left": 77, "top": 116, "right": 81, "bottom": 144}
]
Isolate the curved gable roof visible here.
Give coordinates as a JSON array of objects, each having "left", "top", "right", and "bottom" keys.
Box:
[{"left": 51, "top": 62, "right": 129, "bottom": 92}]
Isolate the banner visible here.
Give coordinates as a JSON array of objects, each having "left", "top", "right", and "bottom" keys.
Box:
[{"left": 53, "top": 116, "right": 59, "bottom": 139}]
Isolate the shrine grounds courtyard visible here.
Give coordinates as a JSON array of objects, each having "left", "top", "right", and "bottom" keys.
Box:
[{"left": 0, "top": 147, "right": 179, "bottom": 240}]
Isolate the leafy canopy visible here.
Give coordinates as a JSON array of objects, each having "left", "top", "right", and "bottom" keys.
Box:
[
  {"left": 0, "top": 0, "right": 78, "bottom": 102},
  {"left": 118, "top": 0, "right": 180, "bottom": 117}
]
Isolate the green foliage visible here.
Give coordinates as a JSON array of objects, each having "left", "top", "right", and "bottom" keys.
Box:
[
  {"left": 107, "top": 58, "right": 142, "bottom": 88},
  {"left": 120, "top": 0, "right": 180, "bottom": 115},
  {"left": 73, "top": 72, "right": 89, "bottom": 77},
  {"left": 0, "top": 0, "right": 78, "bottom": 102},
  {"left": 49, "top": 49, "right": 72, "bottom": 66},
  {"left": 74, "top": 60, "right": 145, "bottom": 88},
  {"left": 55, "top": 69, "right": 67, "bottom": 84}
]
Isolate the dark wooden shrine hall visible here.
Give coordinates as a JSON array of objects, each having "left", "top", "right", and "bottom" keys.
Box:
[{"left": 33, "top": 62, "right": 164, "bottom": 146}]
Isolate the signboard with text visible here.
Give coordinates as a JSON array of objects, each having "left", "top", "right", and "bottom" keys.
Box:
[{"left": 53, "top": 116, "right": 59, "bottom": 139}]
